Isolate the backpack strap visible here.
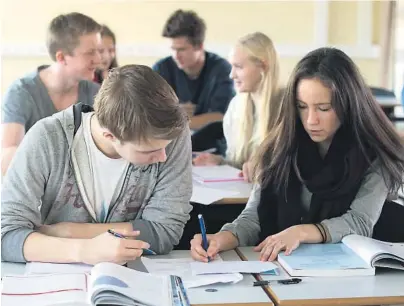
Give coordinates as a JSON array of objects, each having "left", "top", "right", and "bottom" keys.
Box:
[{"left": 73, "top": 103, "right": 94, "bottom": 136}]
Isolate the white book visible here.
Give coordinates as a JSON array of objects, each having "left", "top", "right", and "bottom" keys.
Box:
[
  {"left": 277, "top": 235, "right": 404, "bottom": 277},
  {"left": 2, "top": 262, "right": 186, "bottom": 306}
]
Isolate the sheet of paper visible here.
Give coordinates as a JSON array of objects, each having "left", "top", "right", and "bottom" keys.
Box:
[
  {"left": 191, "top": 179, "right": 252, "bottom": 205},
  {"left": 141, "top": 257, "right": 243, "bottom": 288},
  {"left": 190, "top": 261, "right": 278, "bottom": 275},
  {"left": 191, "top": 185, "right": 239, "bottom": 205},
  {"left": 2, "top": 273, "right": 87, "bottom": 306},
  {"left": 25, "top": 262, "right": 93, "bottom": 275}
]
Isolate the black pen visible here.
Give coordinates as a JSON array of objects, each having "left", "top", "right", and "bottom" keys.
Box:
[{"left": 253, "top": 278, "right": 302, "bottom": 286}]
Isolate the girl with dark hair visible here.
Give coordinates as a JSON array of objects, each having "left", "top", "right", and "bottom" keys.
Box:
[
  {"left": 94, "top": 25, "right": 118, "bottom": 83},
  {"left": 190, "top": 47, "right": 404, "bottom": 262}
]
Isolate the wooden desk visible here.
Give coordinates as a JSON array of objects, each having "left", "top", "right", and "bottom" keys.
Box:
[
  {"left": 215, "top": 197, "right": 249, "bottom": 205},
  {"left": 237, "top": 247, "right": 404, "bottom": 306},
  {"left": 1, "top": 250, "right": 274, "bottom": 306}
]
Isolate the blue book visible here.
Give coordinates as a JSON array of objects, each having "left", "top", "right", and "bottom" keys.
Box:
[{"left": 277, "top": 242, "right": 375, "bottom": 277}]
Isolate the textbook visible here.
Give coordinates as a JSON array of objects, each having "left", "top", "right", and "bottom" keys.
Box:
[
  {"left": 2, "top": 262, "right": 189, "bottom": 306},
  {"left": 277, "top": 235, "right": 404, "bottom": 277},
  {"left": 192, "top": 165, "right": 244, "bottom": 183}
]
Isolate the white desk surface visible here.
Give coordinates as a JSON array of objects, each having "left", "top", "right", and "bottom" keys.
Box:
[
  {"left": 238, "top": 247, "right": 404, "bottom": 306},
  {"left": 1, "top": 250, "right": 273, "bottom": 306}
]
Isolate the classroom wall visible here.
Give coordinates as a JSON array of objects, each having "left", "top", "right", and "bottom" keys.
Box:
[{"left": 1, "top": 0, "right": 383, "bottom": 95}]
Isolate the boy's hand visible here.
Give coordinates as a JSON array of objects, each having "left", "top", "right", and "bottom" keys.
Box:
[{"left": 79, "top": 229, "right": 150, "bottom": 265}]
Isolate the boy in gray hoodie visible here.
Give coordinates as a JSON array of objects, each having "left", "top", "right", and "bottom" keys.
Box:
[{"left": 1, "top": 65, "right": 193, "bottom": 264}]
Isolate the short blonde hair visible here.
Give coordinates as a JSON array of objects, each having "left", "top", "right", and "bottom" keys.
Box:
[{"left": 94, "top": 65, "right": 188, "bottom": 143}]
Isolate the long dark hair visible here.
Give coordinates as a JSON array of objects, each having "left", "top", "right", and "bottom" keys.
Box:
[
  {"left": 100, "top": 24, "right": 118, "bottom": 68},
  {"left": 254, "top": 47, "right": 404, "bottom": 194}
]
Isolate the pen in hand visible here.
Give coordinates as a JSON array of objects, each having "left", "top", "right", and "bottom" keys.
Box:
[
  {"left": 107, "top": 229, "right": 156, "bottom": 255},
  {"left": 107, "top": 229, "right": 126, "bottom": 239},
  {"left": 198, "top": 214, "right": 211, "bottom": 262}
]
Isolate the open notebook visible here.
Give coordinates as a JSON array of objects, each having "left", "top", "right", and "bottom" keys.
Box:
[
  {"left": 277, "top": 234, "right": 404, "bottom": 277},
  {"left": 2, "top": 262, "right": 189, "bottom": 306}
]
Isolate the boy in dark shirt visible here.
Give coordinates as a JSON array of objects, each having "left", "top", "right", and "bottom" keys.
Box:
[{"left": 153, "top": 9, "right": 235, "bottom": 130}]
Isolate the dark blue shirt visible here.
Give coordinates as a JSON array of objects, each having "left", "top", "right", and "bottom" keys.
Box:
[{"left": 152, "top": 52, "right": 235, "bottom": 115}]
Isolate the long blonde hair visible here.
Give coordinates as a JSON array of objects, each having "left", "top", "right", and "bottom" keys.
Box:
[{"left": 227, "top": 32, "right": 280, "bottom": 166}]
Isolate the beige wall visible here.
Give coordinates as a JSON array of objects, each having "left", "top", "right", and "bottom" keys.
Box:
[{"left": 1, "top": 0, "right": 383, "bottom": 95}]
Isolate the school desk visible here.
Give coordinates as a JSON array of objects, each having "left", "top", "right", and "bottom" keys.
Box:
[
  {"left": 129, "top": 249, "right": 274, "bottom": 306},
  {"left": 237, "top": 246, "right": 404, "bottom": 306},
  {"left": 1, "top": 250, "right": 274, "bottom": 306}
]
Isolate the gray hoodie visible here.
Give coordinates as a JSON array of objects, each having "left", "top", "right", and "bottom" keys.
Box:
[{"left": 1, "top": 106, "right": 193, "bottom": 263}]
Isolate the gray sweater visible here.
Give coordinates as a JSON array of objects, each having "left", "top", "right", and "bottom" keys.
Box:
[
  {"left": 222, "top": 163, "right": 389, "bottom": 245},
  {"left": 1, "top": 106, "right": 193, "bottom": 263}
]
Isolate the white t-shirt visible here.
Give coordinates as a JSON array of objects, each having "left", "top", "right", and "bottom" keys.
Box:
[{"left": 82, "top": 112, "right": 129, "bottom": 222}]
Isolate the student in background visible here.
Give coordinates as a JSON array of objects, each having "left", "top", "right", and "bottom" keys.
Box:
[
  {"left": 94, "top": 25, "right": 118, "bottom": 84},
  {"left": 193, "top": 32, "right": 282, "bottom": 182},
  {"left": 153, "top": 9, "right": 235, "bottom": 130},
  {"left": 1, "top": 65, "right": 192, "bottom": 264},
  {"left": 1, "top": 12, "right": 101, "bottom": 176},
  {"left": 190, "top": 48, "right": 404, "bottom": 262}
]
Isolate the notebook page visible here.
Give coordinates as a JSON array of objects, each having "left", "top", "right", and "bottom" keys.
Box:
[
  {"left": 342, "top": 235, "right": 392, "bottom": 266},
  {"left": 343, "top": 235, "right": 404, "bottom": 266},
  {"left": 25, "top": 262, "right": 93, "bottom": 275},
  {"left": 89, "top": 262, "right": 170, "bottom": 306},
  {"left": 2, "top": 273, "right": 87, "bottom": 306}
]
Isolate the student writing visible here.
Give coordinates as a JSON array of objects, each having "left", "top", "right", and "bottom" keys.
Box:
[
  {"left": 1, "top": 65, "right": 193, "bottom": 265},
  {"left": 190, "top": 48, "right": 404, "bottom": 262}
]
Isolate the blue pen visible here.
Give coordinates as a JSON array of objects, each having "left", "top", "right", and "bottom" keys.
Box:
[
  {"left": 197, "top": 214, "right": 210, "bottom": 262},
  {"left": 107, "top": 229, "right": 156, "bottom": 255}
]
